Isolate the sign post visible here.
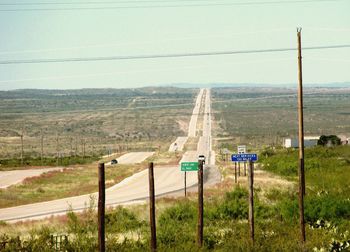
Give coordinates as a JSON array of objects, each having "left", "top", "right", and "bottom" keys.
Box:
[
  {"left": 231, "top": 153, "right": 258, "bottom": 245},
  {"left": 234, "top": 162, "right": 237, "bottom": 183}
]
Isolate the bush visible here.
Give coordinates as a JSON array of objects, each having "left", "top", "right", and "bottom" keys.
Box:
[
  {"left": 157, "top": 201, "right": 196, "bottom": 247},
  {"left": 106, "top": 206, "right": 146, "bottom": 233},
  {"left": 207, "top": 187, "right": 248, "bottom": 221}
]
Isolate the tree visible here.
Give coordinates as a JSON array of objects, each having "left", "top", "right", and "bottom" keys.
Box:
[{"left": 317, "top": 135, "right": 341, "bottom": 146}]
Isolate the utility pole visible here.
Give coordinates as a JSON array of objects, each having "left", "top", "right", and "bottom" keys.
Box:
[
  {"left": 82, "top": 138, "right": 86, "bottom": 158},
  {"left": 297, "top": 27, "right": 306, "bottom": 244},
  {"left": 75, "top": 135, "right": 78, "bottom": 156},
  {"left": 70, "top": 137, "right": 73, "bottom": 156},
  {"left": 41, "top": 129, "right": 44, "bottom": 166},
  {"left": 56, "top": 133, "right": 59, "bottom": 166},
  {"left": 20, "top": 126, "right": 24, "bottom": 166}
]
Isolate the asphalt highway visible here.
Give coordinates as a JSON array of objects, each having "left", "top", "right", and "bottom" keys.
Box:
[{"left": 0, "top": 167, "right": 63, "bottom": 189}]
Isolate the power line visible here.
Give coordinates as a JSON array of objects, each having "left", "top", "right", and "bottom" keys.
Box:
[
  {"left": 0, "top": 58, "right": 293, "bottom": 83},
  {"left": 0, "top": 0, "right": 344, "bottom": 11},
  {"left": 0, "top": 28, "right": 291, "bottom": 55},
  {"left": 0, "top": 0, "right": 340, "bottom": 5},
  {"left": 0, "top": 0, "right": 238, "bottom": 5},
  {"left": 0, "top": 44, "right": 349, "bottom": 65}
]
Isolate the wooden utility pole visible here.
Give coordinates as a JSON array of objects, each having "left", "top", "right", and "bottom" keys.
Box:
[
  {"left": 82, "top": 138, "right": 86, "bottom": 158},
  {"left": 297, "top": 28, "right": 306, "bottom": 243},
  {"left": 70, "top": 137, "right": 73, "bottom": 156},
  {"left": 75, "top": 135, "right": 78, "bottom": 156},
  {"left": 248, "top": 161, "right": 254, "bottom": 244},
  {"left": 20, "top": 127, "right": 24, "bottom": 166},
  {"left": 197, "top": 160, "right": 204, "bottom": 248},
  {"left": 41, "top": 129, "right": 44, "bottom": 166},
  {"left": 148, "top": 162, "right": 157, "bottom": 251},
  {"left": 98, "top": 163, "right": 105, "bottom": 252},
  {"left": 56, "top": 133, "right": 59, "bottom": 166}
]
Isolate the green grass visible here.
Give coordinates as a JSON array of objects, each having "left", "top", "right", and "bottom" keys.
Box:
[
  {"left": 260, "top": 146, "right": 350, "bottom": 196},
  {"left": 2, "top": 186, "right": 349, "bottom": 251},
  {"left": 260, "top": 145, "right": 350, "bottom": 229}
]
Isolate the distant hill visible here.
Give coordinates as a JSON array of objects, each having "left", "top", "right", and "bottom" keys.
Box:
[{"left": 158, "top": 82, "right": 350, "bottom": 88}]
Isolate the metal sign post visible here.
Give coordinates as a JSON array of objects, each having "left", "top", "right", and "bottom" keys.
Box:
[{"left": 181, "top": 162, "right": 198, "bottom": 197}]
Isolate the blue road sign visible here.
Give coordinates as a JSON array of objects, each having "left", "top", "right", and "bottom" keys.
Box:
[{"left": 231, "top": 153, "right": 258, "bottom": 162}]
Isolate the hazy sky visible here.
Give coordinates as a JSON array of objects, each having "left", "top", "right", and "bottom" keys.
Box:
[{"left": 0, "top": 0, "right": 349, "bottom": 90}]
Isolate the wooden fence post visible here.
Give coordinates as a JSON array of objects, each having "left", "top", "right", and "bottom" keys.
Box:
[
  {"left": 197, "top": 160, "right": 204, "bottom": 247},
  {"left": 248, "top": 161, "right": 254, "bottom": 244},
  {"left": 98, "top": 163, "right": 105, "bottom": 252},
  {"left": 149, "top": 162, "right": 157, "bottom": 251}
]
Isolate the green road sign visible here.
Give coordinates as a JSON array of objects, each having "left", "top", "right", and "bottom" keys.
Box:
[{"left": 181, "top": 162, "right": 198, "bottom": 171}]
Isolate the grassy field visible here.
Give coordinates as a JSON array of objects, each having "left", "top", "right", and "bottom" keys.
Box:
[
  {"left": 260, "top": 145, "right": 350, "bottom": 225},
  {"left": 1, "top": 86, "right": 349, "bottom": 251},
  {"left": 0, "top": 87, "right": 196, "bottom": 161},
  {"left": 211, "top": 86, "right": 350, "bottom": 149}
]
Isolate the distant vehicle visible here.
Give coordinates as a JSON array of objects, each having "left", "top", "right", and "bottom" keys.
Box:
[
  {"left": 111, "top": 159, "right": 118, "bottom": 165},
  {"left": 198, "top": 155, "right": 205, "bottom": 164}
]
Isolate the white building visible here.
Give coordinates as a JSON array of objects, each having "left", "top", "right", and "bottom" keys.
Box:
[{"left": 284, "top": 136, "right": 319, "bottom": 148}]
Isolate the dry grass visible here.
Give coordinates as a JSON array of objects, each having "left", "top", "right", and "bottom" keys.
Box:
[
  {"left": 0, "top": 88, "right": 197, "bottom": 160},
  {"left": 0, "top": 161, "right": 146, "bottom": 208}
]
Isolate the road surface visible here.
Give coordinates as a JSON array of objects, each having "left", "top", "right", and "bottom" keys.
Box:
[
  {"left": 180, "top": 88, "right": 215, "bottom": 165},
  {"left": 0, "top": 88, "right": 220, "bottom": 222},
  {"left": 168, "top": 137, "right": 188, "bottom": 152},
  {"left": 114, "top": 152, "right": 154, "bottom": 164},
  {"left": 168, "top": 89, "right": 204, "bottom": 150},
  {"left": 0, "top": 165, "right": 199, "bottom": 222},
  {"left": 188, "top": 89, "right": 204, "bottom": 137},
  {"left": 0, "top": 168, "right": 63, "bottom": 189}
]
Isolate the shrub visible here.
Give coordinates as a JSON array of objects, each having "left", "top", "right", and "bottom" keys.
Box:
[
  {"left": 105, "top": 206, "right": 146, "bottom": 233},
  {"left": 207, "top": 187, "right": 248, "bottom": 221}
]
